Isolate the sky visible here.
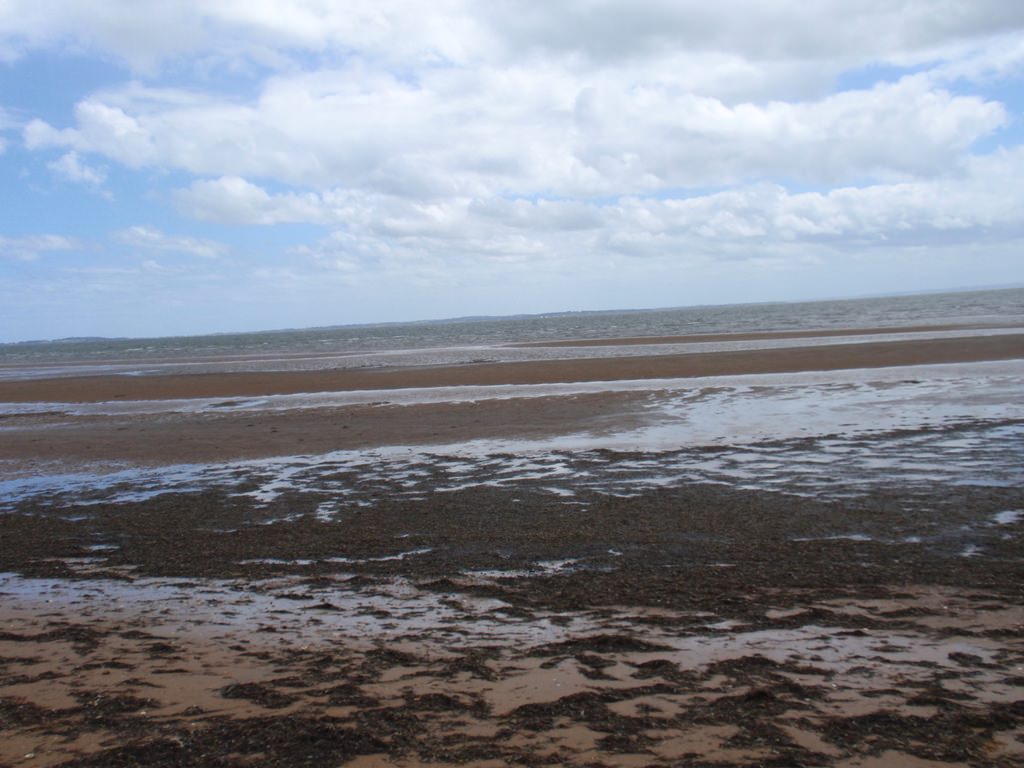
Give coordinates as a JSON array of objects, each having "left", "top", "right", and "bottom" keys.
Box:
[{"left": 1, "top": 1, "right": 1023, "bottom": 342}]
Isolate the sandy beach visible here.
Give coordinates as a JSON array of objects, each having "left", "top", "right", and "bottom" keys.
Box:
[{"left": 1, "top": 324, "right": 1023, "bottom": 767}]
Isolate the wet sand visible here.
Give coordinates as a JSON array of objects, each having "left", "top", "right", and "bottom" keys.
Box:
[
  {"left": 2, "top": 479, "right": 1023, "bottom": 767},
  {"left": 1, "top": 329, "right": 1021, "bottom": 469},
  {"left": 1, "top": 332, "right": 1022, "bottom": 404},
  {"left": 0, "top": 391, "right": 649, "bottom": 468},
  {"left": 1, "top": 325, "right": 1023, "bottom": 766}
]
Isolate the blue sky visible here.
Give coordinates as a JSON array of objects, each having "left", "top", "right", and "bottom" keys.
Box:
[{"left": 1, "top": 1, "right": 1023, "bottom": 342}]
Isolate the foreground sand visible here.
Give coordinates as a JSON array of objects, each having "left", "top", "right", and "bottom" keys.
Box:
[
  {"left": 2, "top": 479, "right": 1023, "bottom": 767},
  {"left": 1, "top": 325, "right": 1022, "bottom": 767}
]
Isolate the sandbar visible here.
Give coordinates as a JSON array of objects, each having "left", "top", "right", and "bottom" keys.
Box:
[{"left": 1, "top": 331, "right": 1021, "bottom": 404}]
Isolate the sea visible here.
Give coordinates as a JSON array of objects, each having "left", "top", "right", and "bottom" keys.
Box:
[{"left": 2, "top": 287, "right": 1022, "bottom": 370}]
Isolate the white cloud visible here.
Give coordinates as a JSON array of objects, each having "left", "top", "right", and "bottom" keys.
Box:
[
  {"left": 114, "top": 226, "right": 227, "bottom": 259},
  {"left": 479, "top": 1, "right": 1024, "bottom": 64},
  {"left": 47, "top": 151, "right": 107, "bottom": 185},
  {"left": 23, "top": 66, "right": 1006, "bottom": 202},
  {"left": 3, "top": 2, "right": 1022, "bottom": 74},
  {"left": 0, "top": 0, "right": 485, "bottom": 70},
  {"left": 0, "top": 234, "right": 78, "bottom": 261},
  {"left": 611, "top": 152, "right": 1024, "bottom": 254},
  {"left": 0, "top": 2, "right": 205, "bottom": 68},
  {"left": 11, "top": 2, "right": 1021, "bottom": 195},
  {"left": 25, "top": 101, "right": 157, "bottom": 168},
  {"left": 927, "top": 31, "right": 1024, "bottom": 84},
  {"left": 175, "top": 177, "right": 327, "bottom": 224},
  {"left": 569, "top": 74, "right": 1005, "bottom": 189},
  {"left": 284, "top": 144, "right": 1024, "bottom": 276}
]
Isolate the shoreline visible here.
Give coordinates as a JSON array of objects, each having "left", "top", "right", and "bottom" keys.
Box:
[
  {"left": 2, "top": 321, "right": 1012, "bottom": 368},
  {"left": 1, "top": 331, "right": 1022, "bottom": 404}
]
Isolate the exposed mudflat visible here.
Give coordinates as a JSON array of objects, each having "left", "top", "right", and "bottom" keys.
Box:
[
  {"left": 2, "top": 326, "right": 1022, "bottom": 766},
  {"left": 2, "top": 472, "right": 1023, "bottom": 767}
]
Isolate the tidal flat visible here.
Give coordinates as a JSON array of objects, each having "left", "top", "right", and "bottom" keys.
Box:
[{"left": 1, "top": 317, "right": 1022, "bottom": 767}]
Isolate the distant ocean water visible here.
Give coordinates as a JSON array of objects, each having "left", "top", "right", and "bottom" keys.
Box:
[{"left": 2, "top": 287, "right": 1022, "bottom": 365}]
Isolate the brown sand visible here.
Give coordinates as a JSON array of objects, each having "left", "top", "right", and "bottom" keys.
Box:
[
  {"left": 0, "top": 391, "right": 645, "bottom": 467},
  {"left": 1, "top": 330, "right": 1021, "bottom": 469},
  {"left": 2, "top": 478, "right": 1023, "bottom": 767},
  {"left": 2, "top": 578, "right": 1021, "bottom": 768},
  {"left": 1, "top": 332, "right": 1022, "bottom": 404}
]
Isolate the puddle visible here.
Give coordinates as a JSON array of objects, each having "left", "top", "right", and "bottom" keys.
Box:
[
  {"left": 993, "top": 509, "right": 1023, "bottom": 526},
  {"left": 0, "top": 573, "right": 601, "bottom": 649},
  {"left": 4, "top": 419, "right": 1021, "bottom": 533}
]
